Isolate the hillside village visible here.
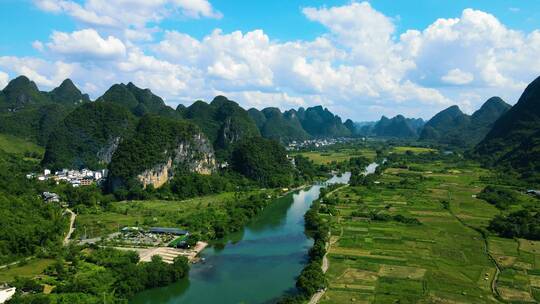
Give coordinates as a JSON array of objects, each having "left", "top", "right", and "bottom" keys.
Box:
[{"left": 27, "top": 168, "right": 107, "bottom": 187}]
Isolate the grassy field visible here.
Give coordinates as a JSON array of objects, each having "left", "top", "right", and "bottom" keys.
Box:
[
  {"left": 0, "top": 259, "right": 54, "bottom": 283},
  {"left": 296, "top": 149, "right": 376, "bottom": 165},
  {"left": 392, "top": 146, "right": 437, "bottom": 154},
  {"left": 319, "top": 155, "right": 540, "bottom": 303},
  {"left": 0, "top": 133, "right": 43, "bottom": 156}
]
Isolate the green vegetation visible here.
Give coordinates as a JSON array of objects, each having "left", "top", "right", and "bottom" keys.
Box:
[
  {"left": 42, "top": 101, "right": 137, "bottom": 170},
  {"left": 0, "top": 133, "right": 43, "bottom": 157},
  {"left": 477, "top": 186, "right": 520, "bottom": 210},
  {"left": 296, "top": 149, "right": 376, "bottom": 166},
  {"left": 231, "top": 137, "right": 294, "bottom": 187},
  {"left": 319, "top": 151, "right": 503, "bottom": 303},
  {"left": 489, "top": 209, "right": 540, "bottom": 240},
  {"left": 9, "top": 247, "right": 189, "bottom": 303},
  {"left": 75, "top": 190, "right": 277, "bottom": 240},
  {"left": 361, "top": 115, "right": 424, "bottom": 139},
  {"left": 97, "top": 82, "right": 177, "bottom": 117},
  {"left": 180, "top": 96, "right": 260, "bottom": 158},
  {"left": 107, "top": 115, "right": 207, "bottom": 192},
  {"left": 248, "top": 107, "right": 310, "bottom": 143},
  {"left": 297, "top": 106, "right": 351, "bottom": 138},
  {"left": 0, "top": 77, "right": 89, "bottom": 146},
  {"left": 0, "top": 259, "right": 55, "bottom": 283},
  {"left": 475, "top": 77, "right": 540, "bottom": 182},
  {"left": 420, "top": 97, "right": 510, "bottom": 148},
  {"left": 0, "top": 149, "right": 67, "bottom": 264}
]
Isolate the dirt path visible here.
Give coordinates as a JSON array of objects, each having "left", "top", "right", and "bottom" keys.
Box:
[{"left": 63, "top": 208, "right": 76, "bottom": 246}]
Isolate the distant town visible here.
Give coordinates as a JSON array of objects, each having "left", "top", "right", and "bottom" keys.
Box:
[
  {"left": 286, "top": 137, "right": 359, "bottom": 150},
  {"left": 27, "top": 168, "right": 107, "bottom": 187}
]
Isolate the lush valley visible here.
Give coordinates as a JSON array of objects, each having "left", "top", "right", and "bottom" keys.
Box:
[{"left": 1, "top": 74, "right": 540, "bottom": 304}]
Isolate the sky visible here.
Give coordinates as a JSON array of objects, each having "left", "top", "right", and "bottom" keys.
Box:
[{"left": 1, "top": 0, "right": 540, "bottom": 121}]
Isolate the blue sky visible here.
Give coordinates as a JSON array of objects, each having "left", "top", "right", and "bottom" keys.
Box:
[{"left": 0, "top": 0, "right": 539, "bottom": 120}]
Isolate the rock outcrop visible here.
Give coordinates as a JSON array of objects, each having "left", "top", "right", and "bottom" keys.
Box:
[{"left": 137, "top": 133, "right": 216, "bottom": 188}]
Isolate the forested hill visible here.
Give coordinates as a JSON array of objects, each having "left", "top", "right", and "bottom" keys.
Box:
[
  {"left": 248, "top": 105, "right": 351, "bottom": 142},
  {"left": 359, "top": 115, "right": 424, "bottom": 138},
  {"left": 42, "top": 101, "right": 137, "bottom": 170},
  {"left": 475, "top": 77, "right": 540, "bottom": 181},
  {"left": 419, "top": 97, "right": 510, "bottom": 148},
  {"left": 247, "top": 107, "right": 310, "bottom": 143},
  {"left": 97, "top": 82, "right": 179, "bottom": 118},
  {"left": 177, "top": 96, "right": 260, "bottom": 158},
  {"left": 107, "top": 115, "right": 216, "bottom": 192},
  {"left": 0, "top": 76, "right": 90, "bottom": 145}
]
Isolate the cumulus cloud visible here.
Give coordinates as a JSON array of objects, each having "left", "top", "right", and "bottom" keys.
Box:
[
  {"left": 441, "top": 68, "right": 474, "bottom": 85},
  {"left": 303, "top": 2, "right": 395, "bottom": 66},
  {"left": 43, "top": 29, "right": 126, "bottom": 61},
  {"left": 4, "top": 1, "right": 539, "bottom": 120},
  {"left": 33, "top": 0, "right": 221, "bottom": 40},
  {"left": 0, "top": 57, "right": 74, "bottom": 87}
]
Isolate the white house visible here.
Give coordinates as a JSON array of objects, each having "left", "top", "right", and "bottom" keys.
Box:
[{"left": 0, "top": 286, "right": 16, "bottom": 304}]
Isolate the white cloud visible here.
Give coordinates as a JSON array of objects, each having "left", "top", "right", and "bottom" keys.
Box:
[
  {"left": 0, "top": 71, "right": 9, "bottom": 89},
  {"left": 33, "top": 0, "right": 221, "bottom": 41},
  {"left": 46, "top": 29, "right": 126, "bottom": 60},
  {"left": 303, "top": 2, "right": 395, "bottom": 66},
  {"left": 441, "top": 68, "right": 474, "bottom": 85},
  {"left": 0, "top": 57, "right": 74, "bottom": 87},
  {"left": 6, "top": 2, "right": 539, "bottom": 120},
  {"left": 173, "top": 0, "right": 222, "bottom": 19},
  {"left": 32, "top": 41, "right": 44, "bottom": 52}
]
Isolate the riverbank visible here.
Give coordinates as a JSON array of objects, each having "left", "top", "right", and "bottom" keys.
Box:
[{"left": 131, "top": 173, "right": 351, "bottom": 304}]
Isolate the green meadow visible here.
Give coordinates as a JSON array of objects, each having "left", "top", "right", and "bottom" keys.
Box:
[{"left": 0, "top": 133, "right": 43, "bottom": 156}]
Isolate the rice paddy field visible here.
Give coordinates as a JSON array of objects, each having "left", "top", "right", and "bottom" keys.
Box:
[
  {"left": 319, "top": 155, "right": 540, "bottom": 303},
  {"left": 296, "top": 148, "right": 376, "bottom": 165}
]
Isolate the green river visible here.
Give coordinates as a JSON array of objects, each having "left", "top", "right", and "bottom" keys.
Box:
[{"left": 132, "top": 172, "right": 351, "bottom": 304}]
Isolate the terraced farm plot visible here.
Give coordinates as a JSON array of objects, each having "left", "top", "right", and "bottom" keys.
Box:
[{"left": 319, "top": 159, "right": 538, "bottom": 303}]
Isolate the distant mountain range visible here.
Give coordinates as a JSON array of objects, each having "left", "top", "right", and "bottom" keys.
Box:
[
  {"left": 0, "top": 76, "right": 89, "bottom": 145},
  {"left": 2, "top": 74, "right": 539, "bottom": 182},
  {"left": 420, "top": 97, "right": 511, "bottom": 148},
  {"left": 0, "top": 75, "right": 353, "bottom": 172},
  {"left": 357, "top": 115, "right": 424, "bottom": 138},
  {"left": 248, "top": 106, "right": 351, "bottom": 142}
]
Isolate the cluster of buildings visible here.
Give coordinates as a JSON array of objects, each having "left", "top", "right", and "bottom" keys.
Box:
[
  {"left": 117, "top": 227, "right": 190, "bottom": 248},
  {"left": 27, "top": 168, "right": 107, "bottom": 187},
  {"left": 286, "top": 137, "right": 356, "bottom": 150}
]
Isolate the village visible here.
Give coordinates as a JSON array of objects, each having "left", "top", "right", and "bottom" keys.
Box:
[
  {"left": 286, "top": 137, "right": 357, "bottom": 150},
  {"left": 26, "top": 168, "right": 107, "bottom": 187}
]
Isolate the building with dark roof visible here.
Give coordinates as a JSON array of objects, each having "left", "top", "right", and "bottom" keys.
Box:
[{"left": 149, "top": 227, "right": 189, "bottom": 235}]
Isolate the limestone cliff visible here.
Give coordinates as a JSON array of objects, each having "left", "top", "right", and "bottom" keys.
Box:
[
  {"left": 107, "top": 116, "right": 217, "bottom": 191},
  {"left": 137, "top": 133, "right": 216, "bottom": 188}
]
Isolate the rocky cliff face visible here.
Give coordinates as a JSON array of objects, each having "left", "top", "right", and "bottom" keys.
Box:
[
  {"left": 97, "top": 137, "right": 121, "bottom": 165},
  {"left": 136, "top": 133, "right": 217, "bottom": 189}
]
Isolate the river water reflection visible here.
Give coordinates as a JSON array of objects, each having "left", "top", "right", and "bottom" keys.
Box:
[{"left": 132, "top": 172, "right": 351, "bottom": 304}]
